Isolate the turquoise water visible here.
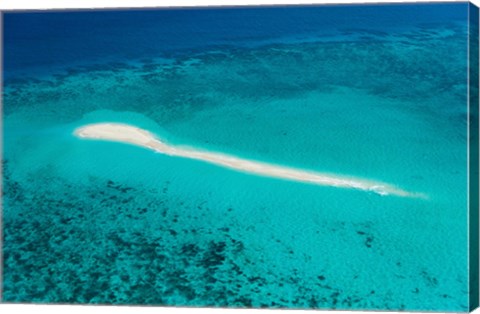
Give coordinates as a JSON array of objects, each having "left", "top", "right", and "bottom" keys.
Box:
[{"left": 2, "top": 4, "right": 474, "bottom": 311}]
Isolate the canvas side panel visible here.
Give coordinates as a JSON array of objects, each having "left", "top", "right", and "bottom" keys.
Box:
[
  {"left": 469, "top": 2, "right": 480, "bottom": 312},
  {"left": 0, "top": 10, "right": 4, "bottom": 303}
]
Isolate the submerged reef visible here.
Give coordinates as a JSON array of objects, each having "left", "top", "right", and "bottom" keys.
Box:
[
  {"left": 3, "top": 23, "right": 467, "bottom": 122},
  {"left": 2, "top": 159, "right": 467, "bottom": 310}
]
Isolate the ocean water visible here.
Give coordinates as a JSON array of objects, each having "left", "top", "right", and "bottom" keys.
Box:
[{"left": 1, "top": 3, "right": 476, "bottom": 311}]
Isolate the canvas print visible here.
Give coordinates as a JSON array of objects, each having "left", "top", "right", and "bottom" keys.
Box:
[{"left": 1, "top": 2, "right": 479, "bottom": 312}]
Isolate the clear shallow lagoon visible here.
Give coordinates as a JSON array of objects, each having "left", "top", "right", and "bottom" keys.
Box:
[{"left": 1, "top": 3, "right": 475, "bottom": 311}]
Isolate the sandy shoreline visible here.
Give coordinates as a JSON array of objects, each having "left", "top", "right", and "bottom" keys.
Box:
[{"left": 74, "top": 123, "right": 418, "bottom": 198}]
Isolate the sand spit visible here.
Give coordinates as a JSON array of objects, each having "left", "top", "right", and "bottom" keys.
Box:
[{"left": 74, "top": 123, "right": 421, "bottom": 198}]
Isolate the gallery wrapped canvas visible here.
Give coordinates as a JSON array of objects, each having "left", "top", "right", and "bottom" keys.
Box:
[{"left": 1, "top": 1, "right": 479, "bottom": 312}]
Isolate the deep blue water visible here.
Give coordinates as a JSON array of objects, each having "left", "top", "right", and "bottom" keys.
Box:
[
  {"left": 3, "top": 3, "right": 468, "bottom": 77},
  {"left": 1, "top": 2, "right": 477, "bottom": 312}
]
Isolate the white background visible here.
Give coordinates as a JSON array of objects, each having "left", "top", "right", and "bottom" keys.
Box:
[{"left": 0, "top": 0, "right": 479, "bottom": 314}]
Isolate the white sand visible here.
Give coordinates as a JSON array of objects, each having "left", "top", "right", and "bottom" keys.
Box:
[{"left": 74, "top": 123, "right": 420, "bottom": 197}]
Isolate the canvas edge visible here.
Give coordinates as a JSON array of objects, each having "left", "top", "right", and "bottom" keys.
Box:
[
  {"left": 0, "top": 0, "right": 472, "bottom": 14},
  {"left": 0, "top": 8, "right": 5, "bottom": 305},
  {"left": 468, "top": 1, "right": 480, "bottom": 312}
]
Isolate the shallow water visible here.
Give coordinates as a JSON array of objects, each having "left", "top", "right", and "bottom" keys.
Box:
[{"left": 1, "top": 3, "right": 474, "bottom": 311}]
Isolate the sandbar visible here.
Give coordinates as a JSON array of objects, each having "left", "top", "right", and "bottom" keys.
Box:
[{"left": 74, "top": 123, "right": 419, "bottom": 198}]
